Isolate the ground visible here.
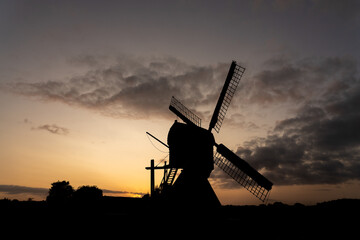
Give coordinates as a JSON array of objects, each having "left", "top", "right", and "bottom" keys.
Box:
[{"left": 1, "top": 197, "right": 359, "bottom": 237}]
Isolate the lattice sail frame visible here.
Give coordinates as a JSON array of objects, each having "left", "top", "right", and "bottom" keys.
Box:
[
  {"left": 210, "top": 62, "right": 245, "bottom": 133},
  {"left": 214, "top": 152, "right": 271, "bottom": 202},
  {"left": 169, "top": 96, "right": 201, "bottom": 127}
]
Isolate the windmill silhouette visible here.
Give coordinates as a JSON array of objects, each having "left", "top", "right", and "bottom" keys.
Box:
[{"left": 146, "top": 61, "right": 272, "bottom": 206}]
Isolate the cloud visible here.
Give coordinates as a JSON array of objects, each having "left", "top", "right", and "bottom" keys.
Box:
[
  {"left": 5, "top": 54, "right": 360, "bottom": 187},
  {"left": 241, "top": 56, "right": 358, "bottom": 107},
  {"left": 7, "top": 56, "right": 229, "bottom": 120},
  {"left": 232, "top": 57, "right": 360, "bottom": 186},
  {"left": 67, "top": 54, "right": 108, "bottom": 68},
  {"left": 269, "top": 0, "right": 360, "bottom": 22},
  {"left": 310, "top": 0, "right": 360, "bottom": 21},
  {"left": 223, "top": 113, "right": 260, "bottom": 130},
  {"left": 32, "top": 124, "right": 69, "bottom": 135},
  {"left": 102, "top": 189, "right": 145, "bottom": 196},
  {"left": 209, "top": 166, "right": 243, "bottom": 189},
  {"left": 210, "top": 56, "right": 360, "bottom": 188},
  {"left": 0, "top": 185, "right": 48, "bottom": 196},
  {"left": 0, "top": 185, "right": 145, "bottom": 199}
]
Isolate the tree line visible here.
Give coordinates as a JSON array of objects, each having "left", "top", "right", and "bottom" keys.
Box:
[{"left": 46, "top": 180, "right": 103, "bottom": 209}]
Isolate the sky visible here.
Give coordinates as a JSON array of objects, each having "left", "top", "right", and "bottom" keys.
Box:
[{"left": 0, "top": 0, "right": 360, "bottom": 205}]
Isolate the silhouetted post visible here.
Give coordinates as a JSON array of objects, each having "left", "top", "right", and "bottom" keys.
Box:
[{"left": 150, "top": 159, "right": 154, "bottom": 197}]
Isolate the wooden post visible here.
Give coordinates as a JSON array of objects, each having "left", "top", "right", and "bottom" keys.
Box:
[{"left": 150, "top": 159, "right": 155, "bottom": 197}]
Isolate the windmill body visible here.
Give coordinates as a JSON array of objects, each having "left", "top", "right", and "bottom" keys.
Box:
[
  {"left": 167, "top": 121, "right": 220, "bottom": 206},
  {"left": 168, "top": 121, "right": 214, "bottom": 178},
  {"left": 147, "top": 61, "right": 273, "bottom": 206}
]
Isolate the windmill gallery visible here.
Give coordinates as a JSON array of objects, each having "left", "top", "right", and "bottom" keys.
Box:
[{"left": 146, "top": 61, "right": 273, "bottom": 207}]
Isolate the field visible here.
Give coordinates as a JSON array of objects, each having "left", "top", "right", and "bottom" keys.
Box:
[{"left": 1, "top": 197, "right": 359, "bottom": 237}]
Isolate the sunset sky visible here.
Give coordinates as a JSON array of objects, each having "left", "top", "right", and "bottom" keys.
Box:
[{"left": 1, "top": 0, "right": 360, "bottom": 205}]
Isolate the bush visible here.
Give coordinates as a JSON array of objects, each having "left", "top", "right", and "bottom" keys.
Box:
[
  {"left": 73, "top": 185, "right": 103, "bottom": 204},
  {"left": 46, "top": 181, "right": 74, "bottom": 208}
]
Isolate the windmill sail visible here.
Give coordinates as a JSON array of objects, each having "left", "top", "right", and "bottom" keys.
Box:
[
  {"left": 169, "top": 96, "right": 201, "bottom": 127},
  {"left": 214, "top": 144, "right": 272, "bottom": 202},
  {"left": 209, "top": 61, "right": 245, "bottom": 133}
]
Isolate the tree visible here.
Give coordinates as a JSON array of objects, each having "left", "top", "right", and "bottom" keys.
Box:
[
  {"left": 72, "top": 185, "right": 103, "bottom": 213},
  {"left": 73, "top": 185, "right": 103, "bottom": 203},
  {"left": 46, "top": 180, "right": 74, "bottom": 207}
]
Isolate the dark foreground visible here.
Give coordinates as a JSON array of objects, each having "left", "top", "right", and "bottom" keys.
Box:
[{"left": 1, "top": 197, "right": 359, "bottom": 237}]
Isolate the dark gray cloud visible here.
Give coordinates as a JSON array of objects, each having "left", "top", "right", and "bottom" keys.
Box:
[
  {"left": 211, "top": 56, "right": 360, "bottom": 188},
  {"left": 232, "top": 57, "right": 360, "bottom": 186},
  {"left": 0, "top": 185, "right": 145, "bottom": 198},
  {"left": 7, "top": 56, "right": 229, "bottom": 120},
  {"left": 241, "top": 56, "right": 358, "bottom": 107},
  {"left": 6, "top": 54, "right": 360, "bottom": 187},
  {"left": 0, "top": 185, "right": 48, "bottom": 196},
  {"left": 32, "top": 124, "right": 69, "bottom": 135},
  {"left": 310, "top": 0, "right": 360, "bottom": 21}
]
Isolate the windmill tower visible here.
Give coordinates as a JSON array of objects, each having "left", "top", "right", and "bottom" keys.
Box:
[{"left": 147, "top": 61, "right": 273, "bottom": 206}]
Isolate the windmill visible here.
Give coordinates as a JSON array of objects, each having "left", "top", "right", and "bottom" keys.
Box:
[{"left": 146, "top": 61, "right": 272, "bottom": 206}]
